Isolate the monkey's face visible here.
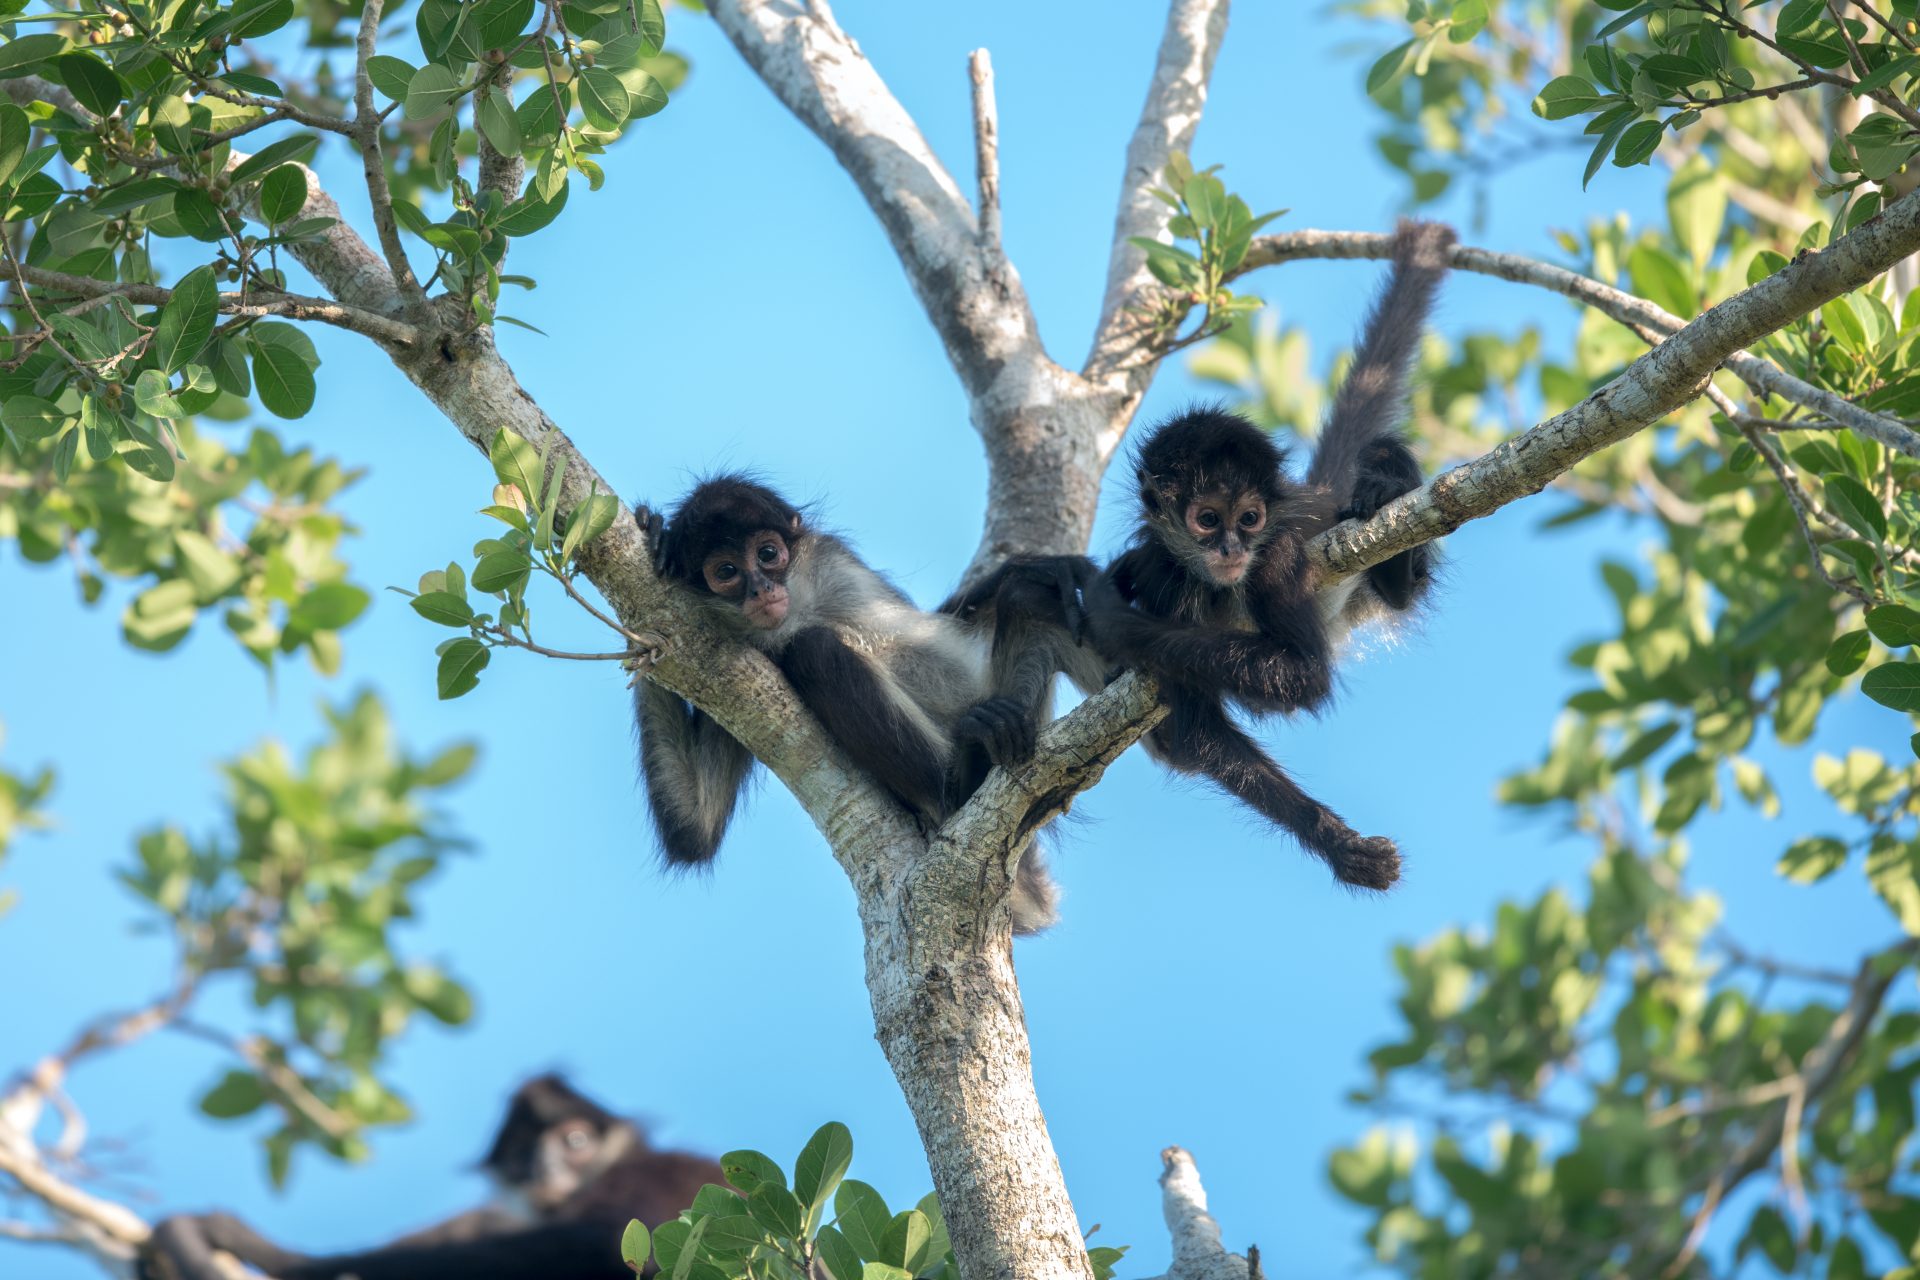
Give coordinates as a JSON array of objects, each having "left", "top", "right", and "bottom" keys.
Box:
[
  {"left": 1144, "top": 474, "right": 1272, "bottom": 586},
  {"left": 702, "top": 530, "right": 793, "bottom": 628},
  {"left": 522, "top": 1116, "right": 608, "bottom": 1211}
]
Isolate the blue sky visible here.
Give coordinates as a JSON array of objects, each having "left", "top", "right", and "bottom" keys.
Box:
[{"left": 0, "top": 3, "right": 1907, "bottom": 1277}]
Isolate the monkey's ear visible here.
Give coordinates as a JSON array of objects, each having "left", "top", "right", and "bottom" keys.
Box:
[
  {"left": 1137, "top": 472, "right": 1159, "bottom": 514},
  {"left": 789, "top": 512, "right": 803, "bottom": 536}
]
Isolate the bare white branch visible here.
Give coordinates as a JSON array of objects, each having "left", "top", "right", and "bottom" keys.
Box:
[
  {"left": 969, "top": 50, "right": 1001, "bottom": 255},
  {"left": 1139, "top": 1147, "right": 1252, "bottom": 1280},
  {"left": 1086, "top": 0, "right": 1231, "bottom": 386},
  {"left": 707, "top": 0, "right": 1041, "bottom": 397}
]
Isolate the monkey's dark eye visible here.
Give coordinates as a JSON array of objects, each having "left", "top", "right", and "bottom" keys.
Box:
[
  {"left": 564, "top": 1128, "right": 592, "bottom": 1150},
  {"left": 714, "top": 563, "right": 738, "bottom": 582},
  {"left": 1239, "top": 509, "right": 1261, "bottom": 528},
  {"left": 757, "top": 544, "right": 778, "bottom": 565},
  {"left": 1195, "top": 510, "right": 1220, "bottom": 530}
]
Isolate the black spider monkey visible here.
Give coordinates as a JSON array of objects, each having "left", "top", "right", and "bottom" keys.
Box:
[
  {"left": 632, "top": 477, "right": 1090, "bottom": 934},
  {"left": 1084, "top": 219, "right": 1455, "bottom": 891},
  {"left": 140, "top": 1074, "right": 724, "bottom": 1280}
]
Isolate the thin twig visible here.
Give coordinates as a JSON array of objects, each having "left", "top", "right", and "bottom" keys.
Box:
[{"left": 354, "top": 0, "right": 426, "bottom": 310}]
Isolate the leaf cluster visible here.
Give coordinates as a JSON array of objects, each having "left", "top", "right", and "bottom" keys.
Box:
[{"left": 622, "top": 1122, "right": 1126, "bottom": 1280}]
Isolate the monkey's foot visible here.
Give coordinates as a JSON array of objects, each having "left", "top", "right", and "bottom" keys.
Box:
[
  {"left": 621, "top": 631, "right": 670, "bottom": 685},
  {"left": 955, "top": 697, "right": 1036, "bottom": 765},
  {"left": 1329, "top": 834, "right": 1401, "bottom": 892}
]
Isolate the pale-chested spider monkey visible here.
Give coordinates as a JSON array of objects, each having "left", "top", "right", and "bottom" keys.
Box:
[
  {"left": 140, "top": 1074, "right": 723, "bottom": 1280},
  {"left": 1087, "top": 219, "right": 1455, "bottom": 891},
  {"left": 632, "top": 477, "right": 1087, "bottom": 934}
]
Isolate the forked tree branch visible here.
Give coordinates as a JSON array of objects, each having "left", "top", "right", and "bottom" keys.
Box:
[
  {"left": 1085, "top": 0, "right": 1231, "bottom": 389},
  {"left": 1142, "top": 1148, "right": 1251, "bottom": 1280}
]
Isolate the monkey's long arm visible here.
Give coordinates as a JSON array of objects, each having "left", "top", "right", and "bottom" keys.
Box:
[
  {"left": 1093, "top": 539, "right": 1335, "bottom": 715},
  {"left": 941, "top": 556, "right": 1106, "bottom": 765},
  {"left": 1145, "top": 697, "right": 1400, "bottom": 890},
  {"left": 778, "top": 626, "right": 953, "bottom": 818},
  {"left": 635, "top": 682, "right": 756, "bottom": 865}
]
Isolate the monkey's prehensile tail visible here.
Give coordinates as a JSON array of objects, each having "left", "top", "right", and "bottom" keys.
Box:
[{"left": 1306, "top": 218, "right": 1455, "bottom": 616}]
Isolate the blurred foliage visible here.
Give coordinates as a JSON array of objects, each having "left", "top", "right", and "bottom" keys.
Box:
[
  {"left": 621, "top": 1121, "right": 1127, "bottom": 1280},
  {"left": 108, "top": 691, "right": 475, "bottom": 1184},
  {"left": 2, "top": 415, "right": 369, "bottom": 670},
  {"left": 1249, "top": 1, "right": 1920, "bottom": 1274},
  {"left": 0, "top": 717, "right": 55, "bottom": 916}
]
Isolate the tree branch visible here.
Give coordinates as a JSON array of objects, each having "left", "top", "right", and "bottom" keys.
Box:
[
  {"left": 354, "top": 0, "right": 428, "bottom": 311},
  {"left": 1235, "top": 230, "right": 1920, "bottom": 460},
  {"left": 3, "top": 262, "right": 418, "bottom": 347},
  {"left": 1142, "top": 1147, "right": 1251, "bottom": 1280},
  {"left": 707, "top": 0, "right": 1041, "bottom": 399},
  {"left": 1085, "top": 0, "right": 1231, "bottom": 388}
]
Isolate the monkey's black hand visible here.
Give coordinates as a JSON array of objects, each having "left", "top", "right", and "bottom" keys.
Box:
[
  {"left": 1328, "top": 833, "right": 1401, "bottom": 892},
  {"left": 955, "top": 697, "right": 1037, "bottom": 766},
  {"left": 635, "top": 504, "right": 668, "bottom": 577}
]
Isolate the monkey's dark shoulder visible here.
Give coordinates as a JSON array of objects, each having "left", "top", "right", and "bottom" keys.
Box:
[{"left": 557, "top": 1144, "right": 728, "bottom": 1224}]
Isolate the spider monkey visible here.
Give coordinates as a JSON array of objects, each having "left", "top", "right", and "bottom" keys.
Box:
[
  {"left": 632, "top": 477, "right": 1090, "bottom": 934},
  {"left": 1086, "top": 219, "right": 1455, "bottom": 891},
  {"left": 139, "top": 1074, "right": 724, "bottom": 1280}
]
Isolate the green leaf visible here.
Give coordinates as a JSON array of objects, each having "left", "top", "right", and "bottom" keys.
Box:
[
  {"left": 229, "top": 134, "right": 320, "bottom": 184},
  {"left": 1826, "top": 629, "right": 1872, "bottom": 675},
  {"left": 489, "top": 427, "right": 544, "bottom": 500},
  {"left": 1532, "top": 75, "right": 1606, "bottom": 120},
  {"left": 1778, "top": 836, "right": 1848, "bottom": 883},
  {"left": 258, "top": 166, "right": 307, "bottom": 225},
  {"left": 0, "top": 104, "right": 29, "bottom": 187},
  {"left": 478, "top": 88, "right": 523, "bottom": 157},
  {"left": 55, "top": 52, "right": 124, "bottom": 116},
  {"left": 793, "top": 1121, "right": 854, "bottom": 1231},
  {"left": 620, "top": 68, "right": 667, "bottom": 120},
  {"left": 748, "top": 1184, "right": 805, "bottom": 1241},
  {"left": 174, "top": 530, "right": 241, "bottom": 599},
  {"left": 577, "top": 66, "right": 629, "bottom": 129},
  {"left": 405, "top": 64, "right": 462, "bottom": 121},
  {"left": 620, "top": 1222, "right": 651, "bottom": 1274},
  {"left": 1666, "top": 158, "right": 1725, "bottom": 275},
  {"left": 153, "top": 265, "right": 219, "bottom": 374},
  {"left": 497, "top": 183, "right": 569, "bottom": 237},
  {"left": 172, "top": 187, "right": 231, "bottom": 242},
  {"left": 1627, "top": 244, "right": 1693, "bottom": 319},
  {"left": 1777, "top": 0, "right": 1824, "bottom": 33},
  {"left": 1, "top": 395, "right": 66, "bottom": 442},
  {"left": 834, "top": 1181, "right": 891, "bottom": 1262},
  {"left": 367, "top": 55, "right": 418, "bottom": 103},
  {"left": 880, "top": 1211, "right": 932, "bottom": 1274},
  {"left": 471, "top": 551, "right": 531, "bottom": 594},
  {"left": 1822, "top": 298, "right": 1869, "bottom": 354},
  {"left": 411, "top": 591, "right": 475, "bottom": 627},
  {"left": 1867, "top": 605, "right": 1920, "bottom": 648},
  {"left": 291, "top": 582, "right": 370, "bottom": 631},
  {"left": 700, "top": 1214, "right": 769, "bottom": 1260},
  {"left": 120, "top": 421, "right": 176, "bottom": 481},
  {"left": 0, "top": 35, "right": 70, "bottom": 80},
  {"left": 1612, "top": 119, "right": 1663, "bottom": 167},
  {"left": 721, "top": 1150, "right": 786, "bottom": 1194},
  {"left": 1863, "top": 663, "right": 1920, "bottom": 712},
  {"left": 1367, "top": 39, "right": 1415, "bottom": 95},
  {"left": 1610, "top": 721, "right": 1679, "bottom": 770},
  {"left": 134, "top": 368, "right": 185, "bottom": 419},
  {"left": 637, "top": 0, "right": 666, "bottom": 54},
  {"left": 199, "top": 1070, "right": 267, "bottom": 1119},
  {"left": 252, "top": 340, "right": 318, "bottom": 418},
  {"left": 562, "top": 492, "right": 620, "bottom": 560},
  {"left": 815, "top": 1226, "right": 864, "bottom": 1280},
  {"left": 436, "top": 637, "right": 490, "bottom": 699},
  {"left": 1823, "top": 472, "right": 1888, "bottom": 541}
]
